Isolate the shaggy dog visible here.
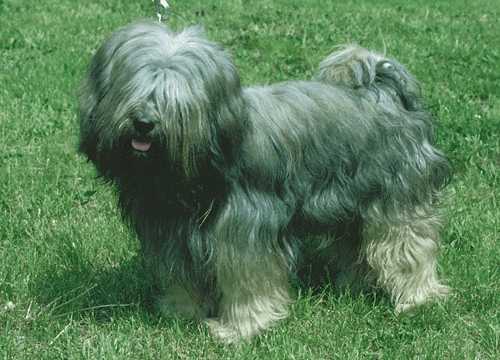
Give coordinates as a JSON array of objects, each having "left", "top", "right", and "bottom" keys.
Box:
[{"left": 78, "top": 21, "right": 451, "bottom": 343}]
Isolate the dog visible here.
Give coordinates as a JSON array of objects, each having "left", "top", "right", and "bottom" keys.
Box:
[{"left": 78, "top": 21, "right": 451, "bottom": 344}]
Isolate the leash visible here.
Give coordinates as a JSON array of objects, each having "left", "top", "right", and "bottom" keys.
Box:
[{"left": 153, "top": 0, "right": 170, "bottom": 21}]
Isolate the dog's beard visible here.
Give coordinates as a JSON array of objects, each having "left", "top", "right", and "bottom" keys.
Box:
[{"left": 92, "top": 116, "right": 167, "bottom": 187}]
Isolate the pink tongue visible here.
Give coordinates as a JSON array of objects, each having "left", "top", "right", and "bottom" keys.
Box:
[{"left": 132, "top": 140, "right": 151, "bottom": 151}]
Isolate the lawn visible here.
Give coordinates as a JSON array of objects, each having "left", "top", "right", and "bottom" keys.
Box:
[{"left": 1, "top": 0, "right": 499, "bottom": 358}]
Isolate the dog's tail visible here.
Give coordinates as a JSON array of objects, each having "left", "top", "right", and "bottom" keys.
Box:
[{"left": 316, "top": 45, "right": 422, "bottom": 111}]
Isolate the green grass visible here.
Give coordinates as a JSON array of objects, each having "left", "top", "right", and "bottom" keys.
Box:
[{"left": 1, "top": 0, "right": 499, "bottom": 358}]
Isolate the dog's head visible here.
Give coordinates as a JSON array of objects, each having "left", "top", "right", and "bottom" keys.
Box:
[{"left": 78, "top": 21, "right": 243, "bottom": 183}]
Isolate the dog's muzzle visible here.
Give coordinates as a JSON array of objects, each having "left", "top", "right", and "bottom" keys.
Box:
[{"left": 132, "top": 118, "right": 155, "bottom": 152}]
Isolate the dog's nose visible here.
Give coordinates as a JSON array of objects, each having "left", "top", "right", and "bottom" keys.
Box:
[{"left": 133, "top": 117, "right": 155, "bottom": 134}]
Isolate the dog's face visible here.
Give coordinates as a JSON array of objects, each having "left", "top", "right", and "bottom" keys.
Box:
[{"left": 78, "top": 21, "right": 244, "bottom": 183}]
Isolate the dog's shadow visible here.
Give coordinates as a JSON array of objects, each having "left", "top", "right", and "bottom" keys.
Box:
[
  {"left": 32, "top": 252, "right": 162, "bottom": 325},
  {"left": 32, "top": 242, "right": 385, "bottom": 328}
]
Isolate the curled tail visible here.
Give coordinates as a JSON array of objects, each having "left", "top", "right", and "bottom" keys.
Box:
[{"left": 316, "top": 45, "right": 423, "bottom": 111}]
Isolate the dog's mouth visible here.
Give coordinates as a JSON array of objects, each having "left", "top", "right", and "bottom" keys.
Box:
[{"left": 131, "top": 139, "right": 152, "bottom": 152}]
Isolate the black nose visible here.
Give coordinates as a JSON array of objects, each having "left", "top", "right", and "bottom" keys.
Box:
[{"left": 133, "top": 117, "right": 155, "bottom": 134}]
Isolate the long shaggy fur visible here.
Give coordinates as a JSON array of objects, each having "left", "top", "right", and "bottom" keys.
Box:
[{"left": 78, "top": 21, "right": 451, "bottom": 344}]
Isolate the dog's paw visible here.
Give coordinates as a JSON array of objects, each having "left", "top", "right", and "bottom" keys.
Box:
[
  {"left": 157, "top": 294, "right": 206, "bottom": 319},
  {"left": 205, "top": 318, "right": 243, "bottom": 345},
  {"left": 394, "top": 284, "right": 451, "bottom": 314}
]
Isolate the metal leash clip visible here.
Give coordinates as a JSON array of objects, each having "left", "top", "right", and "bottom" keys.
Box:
[{"left": 153, "top": 0, "right": 170, "bottom": 21}]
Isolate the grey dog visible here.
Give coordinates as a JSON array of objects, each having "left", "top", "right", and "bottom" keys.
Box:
[{"left": 78, "top": 21, "right": 451, "bottom": 343}]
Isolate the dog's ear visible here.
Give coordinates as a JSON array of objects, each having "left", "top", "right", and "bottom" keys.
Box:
[
  {"left": 78, "top": 63, "right": 100, "bottom": 162},
  {"left": 77, "top": 31, "right": 118, "bottom": 163},
  {"left": 155, "top": 77, "right": 246, "bottom": 181}
]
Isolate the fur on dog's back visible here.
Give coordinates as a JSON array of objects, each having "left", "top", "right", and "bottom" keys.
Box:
[{"left": 239, "top": 79, "right": 450, "bottom": 223}]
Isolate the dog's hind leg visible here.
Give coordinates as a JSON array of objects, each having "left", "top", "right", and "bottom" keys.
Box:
[
  {"left": 206, "top": 191, "right": 295, "bottom": 344},
  {"left": 361, "top": 203, "right": 450, "bottom": 312}
]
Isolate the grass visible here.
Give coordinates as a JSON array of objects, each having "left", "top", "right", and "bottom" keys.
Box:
[{"left": 1, "top": 0, "right": 499, "bottom": 358}]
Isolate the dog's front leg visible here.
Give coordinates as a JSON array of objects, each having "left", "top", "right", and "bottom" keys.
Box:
[
  {"left": 146, "top": 254, "right": 216, "bottom": 319},
  {"left": 206, "top": 191, "right": 294, "bottom": 344}
]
